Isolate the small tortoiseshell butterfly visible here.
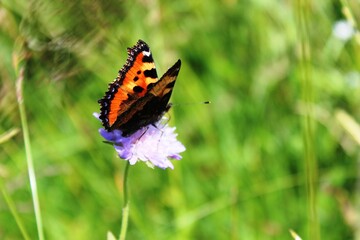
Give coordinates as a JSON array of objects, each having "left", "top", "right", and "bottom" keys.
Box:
[{"left": 98, "top": 40, "right": 181, "bottom": 136}]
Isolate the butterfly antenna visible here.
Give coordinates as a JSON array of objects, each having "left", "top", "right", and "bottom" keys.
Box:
[{"left": 171, "top": 101, "right": 211, "bottom": 107}]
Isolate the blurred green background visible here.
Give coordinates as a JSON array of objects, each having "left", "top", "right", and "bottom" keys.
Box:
[{"left": 1, "top": 0, "right": 360, "bottom": 239}]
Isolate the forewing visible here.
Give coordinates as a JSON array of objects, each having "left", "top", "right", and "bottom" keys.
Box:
[
  {"left": 98, "top": 40, "right": 158, "bottom": 130},
  {"left": 114, "top": 59, "right": 181, "bottom": 135}
]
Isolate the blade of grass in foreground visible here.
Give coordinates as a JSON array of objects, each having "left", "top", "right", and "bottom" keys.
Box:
[
  {"left": 1, "top": 186, "right": 31, "bottom": 240},
  {"left": 0, "top": 127, "right": 29, "bottom": 239},
  {"left": 296, "top": 0, "right": 320, "bottom": 239},
  {"left": 16, "top": 65, "right": 45, "bottom": 240}
]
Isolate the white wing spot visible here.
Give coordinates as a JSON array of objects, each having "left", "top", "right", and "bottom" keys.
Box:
[{"left": 143, "top": 50, "right": 151, "bottom": 56}]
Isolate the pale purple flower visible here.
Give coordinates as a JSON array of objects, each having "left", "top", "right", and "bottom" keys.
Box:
[{"left": 94, "top": 113, "right": 185, "bottom": 169}]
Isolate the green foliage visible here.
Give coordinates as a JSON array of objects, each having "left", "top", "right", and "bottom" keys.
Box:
[{"left": 1, "top": 0, "right": 360, "bottom": 239}]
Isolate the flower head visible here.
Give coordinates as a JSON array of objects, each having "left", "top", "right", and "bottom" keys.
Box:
[{"left": 95, "top": 113, "right": 185, "bottom": 169}]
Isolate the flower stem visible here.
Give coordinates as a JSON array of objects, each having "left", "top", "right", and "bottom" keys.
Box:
[{"left": 119, "top": 161, "right": 130, "bottom": 240}]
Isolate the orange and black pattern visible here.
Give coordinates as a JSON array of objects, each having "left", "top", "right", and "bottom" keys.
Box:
[{"left": 98, "top": 40, "right": 181, "bottom": 136}]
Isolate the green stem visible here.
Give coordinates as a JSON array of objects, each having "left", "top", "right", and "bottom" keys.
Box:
[
  {"left": 119, "top": 161, "right": 131, "bottom": 240},
  {"left": 16, "top": 67, "right": 45, "bottom": 240}
]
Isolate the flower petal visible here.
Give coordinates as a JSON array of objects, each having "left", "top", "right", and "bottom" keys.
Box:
[{"left": 96, "top": 116, "right": 185, "bottom": 169}]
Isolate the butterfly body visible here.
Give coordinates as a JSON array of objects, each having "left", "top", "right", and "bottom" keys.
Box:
[{"left": 98, "top": 40, "right": 181, "bottom": 136}]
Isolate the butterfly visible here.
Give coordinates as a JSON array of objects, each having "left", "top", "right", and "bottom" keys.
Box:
[{"left": 98, "top": 40, "right": 181, "bottom": 136}]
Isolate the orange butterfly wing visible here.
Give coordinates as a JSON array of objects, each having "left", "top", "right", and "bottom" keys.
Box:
[{"left": 98, "top": 40, "right": 181, "bottom": 136}]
